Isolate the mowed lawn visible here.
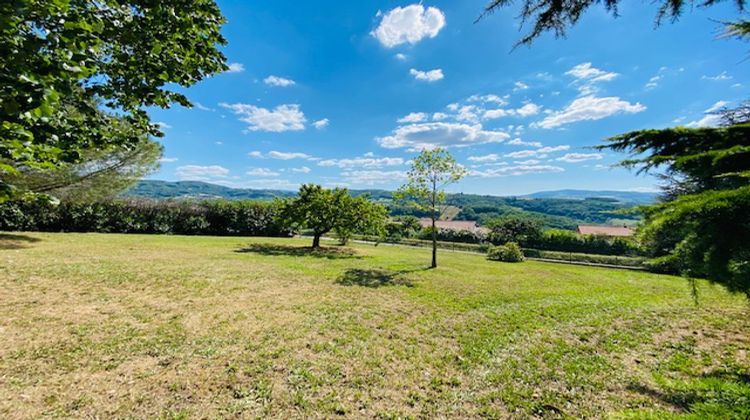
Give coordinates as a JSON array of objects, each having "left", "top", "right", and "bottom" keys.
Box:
[{"left": 1, "top": 233, "right": 748, "bottom": 419}]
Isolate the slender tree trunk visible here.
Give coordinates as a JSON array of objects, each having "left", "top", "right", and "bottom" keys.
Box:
[
  {"left": 431, "top": 215, "right": 437, "bottom": 268},
  {"left": 312, "top": 233, "right": 321, "bottom": 249}
]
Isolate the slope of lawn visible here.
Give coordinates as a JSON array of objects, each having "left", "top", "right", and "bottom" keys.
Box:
[{"left": 1, "top": 232, "right": 748, "bottom": 418}]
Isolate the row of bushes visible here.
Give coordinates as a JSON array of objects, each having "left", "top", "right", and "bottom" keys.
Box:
[
  {"left": 0, "top": 198, "right": 291, "bottom": 237},
  {"left": 524, "top": 229, "right": 641, "bottom": 256}
]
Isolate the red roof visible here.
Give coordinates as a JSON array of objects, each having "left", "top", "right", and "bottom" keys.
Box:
[{"left": 577, "top": 225, "right": 634, "bottom": 237}]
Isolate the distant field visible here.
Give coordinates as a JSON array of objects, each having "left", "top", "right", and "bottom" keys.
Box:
[{"left": 1, "top": 233, "right": 748, "bottom": 418}]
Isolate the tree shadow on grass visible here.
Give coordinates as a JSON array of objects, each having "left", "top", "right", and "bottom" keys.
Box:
[
  {"left": 626, "top": 370, "right": 750, "bottom": 414},
  {"left": 235, "top": 243, "right": 363, "bottom": 260},
  {"left": 335, "top": 268, "right": 425, "bottom": 288},
  {"left": 0, "top": 233, "right": 42, "bottom": 250}
]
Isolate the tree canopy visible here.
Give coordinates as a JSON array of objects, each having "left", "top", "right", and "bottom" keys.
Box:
[
  {"left": 0, "top": 0, "right": 227, "bottom": 200},
  {"left": 598, "top": 104, "right": 750, "bottom": 296},
  {"left": 478, "top": 0, "right": 748, "bottom": 46},
  {"left": 395, "top": 148, "right": 466, "bottom": 268},
  {"left": 276, "top": 184, "right": 387, "bottom": 249}
]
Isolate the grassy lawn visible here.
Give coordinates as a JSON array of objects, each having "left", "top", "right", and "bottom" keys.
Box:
[{"left": 1, "top": 232, "right": 748, "bottom": 418}]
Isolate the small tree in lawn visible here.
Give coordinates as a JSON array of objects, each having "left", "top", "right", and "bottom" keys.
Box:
[
  {"left": 277, "top": 184, "right": 387, "bottom": 248},
  {"left": 395, "top": 148, "right": 466, "bottom": 268}
]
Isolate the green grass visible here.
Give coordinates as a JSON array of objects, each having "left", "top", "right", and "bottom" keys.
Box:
[{"left": 1, "top": 232, "right": 748, "bottom": 418}]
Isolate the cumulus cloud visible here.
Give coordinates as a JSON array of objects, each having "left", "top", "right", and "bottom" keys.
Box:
[
  {"left": 264, "top": 75, "right": 296, "bottom": 87},
  {"left": 513, "top": 81, "right": 529, "bottom": 92},
  {"left": 159, "top": 157, "right": 179, "bottom": 163},
  {"left": 395, "top": 53, "right": 408, "bottom": 61},
  {"left": 410, "top": 68, "right": 444, "bottom": 82},
  {"left": 467, "top": 94, "right": 509, "bottom": 105},
  {"left": 507, "top": 138, "right": 542, "bottom": 148},
  {"left": 686, "top": 101, "right": 729, "bottom": 128},
  {"left": 313, "top": 118, "right": 330, "bottom": 129},
  {"left": 556, "top": 153, "right": 604, "bottom": 163},
  {"left": 221, "top": 103, "right": 306, "bottom": 132},
  {"left": 225, "top": 63, "right": 245, "bottom": 73},
  {"left": 291, "top": 166, "right": 311, "bottom": 173},
  {"left": 377, "top": 122, "right": 509, "bottom": 150},
  {"left": 483, "top": 102, "right": 541, "bottom": 120},
  {"left": 470, "top": 165, "right": 564, "bottom": 177},
  {"left": 246, "top": 168, "right": 281, "bottom": 177},
  {"left": 505, "top": 145, "right": 570, "bottom": 159},
  {"left": 467, "top": 154, "right": 501, "bottom": 163},
  {"left": 565, "top": 63, "right": 619, "bottom": 95},
  {"left": 268, "top": 151, "right": 316, "bottom": 160},
  {"left": 398, "top": 112, "right": 429, "bottom": 123},
  {"left": 341, "top": 170, "right": 408, "bottom": 185},
  {"left": 371, "top": 4, "right": 446, "bottom": 48},
  {"left": 248, "top": 151, "right": 263, "bottom": 158},
  {"left": 318, "top": 156, "right": 405, "bottom": 168},
  {"left": 534, "top": 96, "right": 646, "bottom": 129},
  {"left": 176, "top": 165, "right": 230, "bottom": 180}
]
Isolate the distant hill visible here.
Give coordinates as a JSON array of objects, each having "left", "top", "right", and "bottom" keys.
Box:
[
  {"left": 525, "top": 189, "right": 658, "bottom": 204},
  {"left": 124, "top": 181, "right": 651, "bottom": 229}
]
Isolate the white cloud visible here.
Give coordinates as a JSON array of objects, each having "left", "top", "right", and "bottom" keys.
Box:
[
  {"left": 264, "top": 75, "right": 296, "bottom": 87},
  {"left": 226, "top": 63, "right": 245, "bottom": 73},
  {"left": 505, "top": 145, "right": 570, "bottom": 159},
  {"left": 410, "top": 68, "right": 444, "bottom": 82},
  {"left": 248, "top": 151, "right": 263, "bottom": 158},
  {"left": 565, "top": 63, "right": 619, "bottom": 95},
  {"left": 246, "top": 168, "right": 280, "bottom": 177},
  {"left": 470, "top": 165, "right": 564, "bottom": 177},
  {"left": 467, "top": 94, "right": 508, "bottom": 105},
  {"left": 398, "top": 112, "right": 429, "bottom": 123},
  {"left": 556, "top": 153, "right": 604, "bottom": 163},
  {"left": 456, "top": 105, "right": 480, "bottom": 122},
  {"left": 268, "top": 151, "right": 316, "bottom": 160},
  {"left": 467, "top": 154, "right": 501, "bottom": 163},
  {"left": 291, "top": 166, "right": 311, "bottom": 173},
  {"left": 507, "top": 138, "right": 542, "bottom": 148},
  {"left": 371, "top": 4, "right": 446, "bottom": 48},
  {"left": 221, "top": 103, "right": 306, "bottom": 132},
  {"left": 513, "top": 81, "right": 529, "bottom": 92},
  {"left": 705, "top": 100, "right": 729, "bottom": 113},
  {"left": 318, "top": 156, "right": 405, "bottom": 168},
  {"left": 432, "top": 112, "right": 449, "bottom": 121},
  {"left": 702, "top": 71, "right": 732, "bottom": 81},
  {"left": 176, "top": 165, "right": 230, "bottom": 180},
  {"left": 484, "top": 103, "right": 541, "bottom": 120},
  {"left": 193, "top": 102, "right": 214, "bottom": 112},
  {"left": 645, "top": 75, "right": 662, "bottom": 90},
  {"left": 535, "top": 96, "right": 646, "bottom": 129},
  {"left": 514, "top": 159, "right": 541, "bottom": 165},
  {"left": 313, "top": 118, "right": 330, "bottom": 129},
  {"left": 155, "top": 121, "right": 172, "bottom": 129},
  {"left": 377, "top": 122, "right": 510, "bottom": 150},
  {"left": 159, "top": 157, "right": 179, "bottom": 163},
  {"left": 395, "top": 53, "right": 408, "bottom": 61},
  {"left": 341, "top": 170, "right": 408, "bottom": 185}
]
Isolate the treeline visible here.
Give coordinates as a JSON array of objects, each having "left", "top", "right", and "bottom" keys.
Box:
[{"left": 0, "top": 198, "right": 290, "bottom": 237}]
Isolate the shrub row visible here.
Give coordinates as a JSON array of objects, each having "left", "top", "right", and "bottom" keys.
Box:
[
  {"left": 523, "top": 249, "right": 646, "bottom": 268},
  {"left": 0, "top": 198, "right": 291, "bottom": 237},
  {"left": 523, "top": 229, "right": 641, "bottom": 256}
]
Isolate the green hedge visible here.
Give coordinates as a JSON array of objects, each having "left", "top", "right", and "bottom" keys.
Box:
[
  {"left": 523, "top": 249, "right": 646, "bottom": 268},
  {"left": 0, "top": 198, "right": 291, "bottom": 237}
]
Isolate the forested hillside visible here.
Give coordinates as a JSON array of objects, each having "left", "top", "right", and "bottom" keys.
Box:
[{"left": 124, "top": 180, "right": 648, "bottom": 229}]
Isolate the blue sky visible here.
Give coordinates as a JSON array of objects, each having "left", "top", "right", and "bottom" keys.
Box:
[{"left": 148, "top": 0, "right": 748, "bottom": 195}]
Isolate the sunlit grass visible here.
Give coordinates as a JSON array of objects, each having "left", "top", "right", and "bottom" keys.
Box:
[{"left": 1, "top": 232, "right": 747, "bottom": 418}]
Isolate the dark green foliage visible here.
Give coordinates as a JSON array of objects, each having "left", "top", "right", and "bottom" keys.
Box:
[
  {"left": 479, "top": 0, "right": 747, "bottom": 46},
  {"left": 276, "top": 184, "right": 387, "bottom": 248},
  {"left": 0, "top": 198, "right": 289, "bottom": 237},
  {"left": 416, "top": 227, "right": 487, "bottom": 244},
  {"left": 487, "top": 242, "right": 525, "bottom": 263},
  {"left": 1, "top": 0, "right": 227, "bottom": 199},
  {"left": 486, "top": 216, "right": 543, "bottom": 244},
  {"left": 599, "top": 107, "right": 750, "bottom": 295},
  {"left": 525, "top": 230, "right": 641, "bottom": 256}
]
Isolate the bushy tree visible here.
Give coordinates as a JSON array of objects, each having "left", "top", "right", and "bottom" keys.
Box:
[
  {"left": 598, "top": 105, "right": 750, "bottom": 296},
  {"left": 276, "top": 184, "right": 387, "bottom": 248},
  {"left": 486, "top": 216, "right": 543, "bottom": 245},
  {"left": 0, "top": 0, "right": 227, "bottom": 200},
  {"left": 395, "top": 148, "right": 466, "bottom": 268}
]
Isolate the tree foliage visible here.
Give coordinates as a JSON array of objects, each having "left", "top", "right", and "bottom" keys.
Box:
[
  {"left": 478, "top": 0, "right": 747, "bottom": 46},
  {"left": 0, "top": 0, "right": 227, "bottom": 199},
  {"left": 276, "top": 184, "right": 388, "bottom": 248},
  {"left": 598, "top": 105, "right": 750, "bottom": 296},
  {"left": 395, "top": 148, "right": 466, "bottom": 268}
]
